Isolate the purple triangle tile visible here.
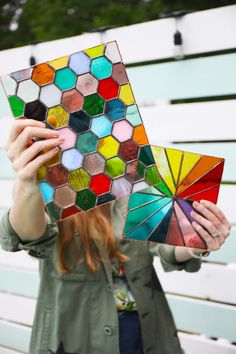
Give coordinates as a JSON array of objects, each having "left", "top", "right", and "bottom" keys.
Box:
[{"left": 177, "top": 198, "right": 195, "bottom": 223}]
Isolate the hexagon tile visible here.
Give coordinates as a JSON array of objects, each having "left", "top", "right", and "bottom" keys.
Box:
[{"left": 1, "top": 41, "right": 153, "bottom": 221}]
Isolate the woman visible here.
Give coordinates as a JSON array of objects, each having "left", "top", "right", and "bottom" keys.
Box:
[{"left": 0, "top": 119, "right": 231, "bottom": 354}]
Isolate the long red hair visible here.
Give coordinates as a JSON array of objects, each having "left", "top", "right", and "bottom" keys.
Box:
[{"left": 57, "top": 204, "right": 128, "bottom": 273}]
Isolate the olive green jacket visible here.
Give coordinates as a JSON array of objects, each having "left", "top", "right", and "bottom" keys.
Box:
[{"left": 0, "top": 197, "right": 201, "bottom": 354}]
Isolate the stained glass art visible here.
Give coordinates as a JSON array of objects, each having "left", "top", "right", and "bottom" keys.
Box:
[
  {"left": 1, "top": 41, "right": 152, "bottom": 222},
  {"left": 123, "top": 145, "right": 225, "bottom": 249}
]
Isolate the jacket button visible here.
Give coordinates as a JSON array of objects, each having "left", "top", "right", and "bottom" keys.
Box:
[
  {"left": 107, "top": 283, "right": 113, "bottom": 291},
  {"left": 104, "top": 326, "right": 112, "bottom": 335}
]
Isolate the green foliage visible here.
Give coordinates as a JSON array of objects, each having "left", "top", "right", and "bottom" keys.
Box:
[{"left": 0, "top": 0, "right": 235, "bottom": 50}]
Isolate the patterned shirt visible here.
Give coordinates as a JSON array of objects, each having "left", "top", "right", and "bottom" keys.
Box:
[{"left": 112, "top": 263, "right": 137, "bottom": 311}]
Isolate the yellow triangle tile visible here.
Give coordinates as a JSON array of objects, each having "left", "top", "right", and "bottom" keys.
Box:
[
  {"left": 151, "top": 146, "right": 176, "bottom": 195},
  {"left": 119, "top": 84, "right": 135, "bottom": 105},
  {"left": 178, "top": 151, "right": 202, "bottom": 185},
  {"left": 48, "top": 56, "right": 68, "bottom": 70},
  {"left": 165, "top": 148, "right": 183, "bottom": 186}
]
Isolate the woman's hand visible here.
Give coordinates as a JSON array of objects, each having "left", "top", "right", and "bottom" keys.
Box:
[
  {"left": 6, "top": 119, "right": 64, "bottom": 239},
  {"left": 175, "top": 200, "right": 231, "bottom": 262},
  {"left": 6, "top": 119, "right": 64, "bottom": 183},
  {"left": 191, "top": 200, "right": 231, "bottom": 251}
]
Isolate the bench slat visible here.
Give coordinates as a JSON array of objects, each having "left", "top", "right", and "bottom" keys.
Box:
[
  {"left": 0, "top": 266, "right": 39, "bottom": 298},
  {"left": 207, "top": 227, "right": 236, "bottom": 264},
  {"left": 0, "top": 293, "right": 35, "bottom": 326},
  {"left": 0, "top": 347, "right": 22, "bottom": 354},
  {"left": 0, "top": 320, "right": 30, "bottom": 353},
  {"left": 179, "top": 332, "right": 236, "bottom": 354},
  {"left": 167, "top": 294, "right": 236, "bottom": 342},
  {"left": 128, "top": 53, "right": 236, "bottom": 103},
  {"left": 140, "top": 100, "right": 236, "bottom": 142},
  {"left": 155, "top": 258, "right": 236, "bottom": 304}
]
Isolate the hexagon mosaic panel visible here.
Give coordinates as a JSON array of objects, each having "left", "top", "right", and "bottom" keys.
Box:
[{"left": 2, "top": 41, "right": 153, "bottom": 221}]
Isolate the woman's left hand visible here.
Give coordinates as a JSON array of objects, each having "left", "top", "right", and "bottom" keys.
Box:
[{"left": 191, "top": 200, "right": 232, "bottom": 251}]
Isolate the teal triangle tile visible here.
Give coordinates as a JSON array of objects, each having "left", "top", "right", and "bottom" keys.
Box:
[
  {"left": 125, "top": 198, "right": 173, "bottom": 241},
  {"left": 148, "top": 203, "right": 173, "bottom": 243},
  {"left": 124, "top": 196, "right": 169, "bottom": 235}
]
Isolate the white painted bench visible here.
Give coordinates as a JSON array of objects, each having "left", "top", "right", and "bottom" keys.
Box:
[{"left": 0, "top": 5, "right": 236, "bottom": 354}]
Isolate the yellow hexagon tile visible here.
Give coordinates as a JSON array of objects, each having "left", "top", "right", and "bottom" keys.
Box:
[
  {"left": 47, "top": 105, "right": 69, "bottom": 129},
  {"left": 37, "top": 165, "right": 47, "bottom": 181},
  {"left": 44, "top": 149, "right": 62, "bottom": 168},
  {"left": 98, "top": 136, "right": 119, "bottom": 159},
  {"left": 68, "top": 168, "right": 90, "bottom": 191}
]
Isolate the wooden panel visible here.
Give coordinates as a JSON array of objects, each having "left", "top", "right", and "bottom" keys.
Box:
[
  {"left": 0, "top": 266, "right": 39, "bottom": 298},
  {"left": 0, "top": 81, "right": 12, "bottom": 118},
  {"left": 0, "top": 180, "right": 15, "bottom": 209},
  {"left": 179, "top": 332, "right": 236, "bottom": 354},
  {"left": 207, "top": 226, "right": 236, "bottom": 264},
  {"left": 0, "top": 320, "right": 30, "bottom": 353},
  {"left": 0, "top": 293, "right": 36, "bottom": 326},
  {"left": 0, "top": 347, "right": 22, "bottom": 354},
  {"left": 0, "top": 149, "right": 15, "bottom": 179},
  {"left": 217, "top": 185, "right": 236, "bottom": 224},
  {"left": 105, "top": 5, "right": 236, "bottom": 64},
  {"left": 167, "top": 294, "right": 236, "bottom": 342},
  {"left": 0, "top": 116, "right": 13, "bottom": 148},
  {"left": 127, "top": 53, "right": 236, "bottom": 103},
  {"left": 140, "top": 100, "right": 236, "bottom": 142},
  {"left": 0, "top": 249, "right": 38, "bottom": 271},
  {"left": 155, "top": 258, "right": 236, "bottom": 304}
]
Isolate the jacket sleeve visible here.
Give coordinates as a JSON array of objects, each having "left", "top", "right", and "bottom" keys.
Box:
[
  {"left": 0, "top": 210, "right": 58, "bottom": 259},
  {"left": 149, "top": 242, "right": 201, "bottom": 273}
]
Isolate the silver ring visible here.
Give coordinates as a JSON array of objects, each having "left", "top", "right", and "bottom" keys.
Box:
[{"left": 212, "top": 231, "right": 220, "bottom": 237}]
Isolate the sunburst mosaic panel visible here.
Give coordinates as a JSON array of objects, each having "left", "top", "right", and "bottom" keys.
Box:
[{"left": 123, "top": 145, "right": 225, "bottom": 249}]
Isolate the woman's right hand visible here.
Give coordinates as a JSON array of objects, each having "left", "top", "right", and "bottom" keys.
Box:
[{"left": 6, "top": 119, "right": 64, "bottom": 183}]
